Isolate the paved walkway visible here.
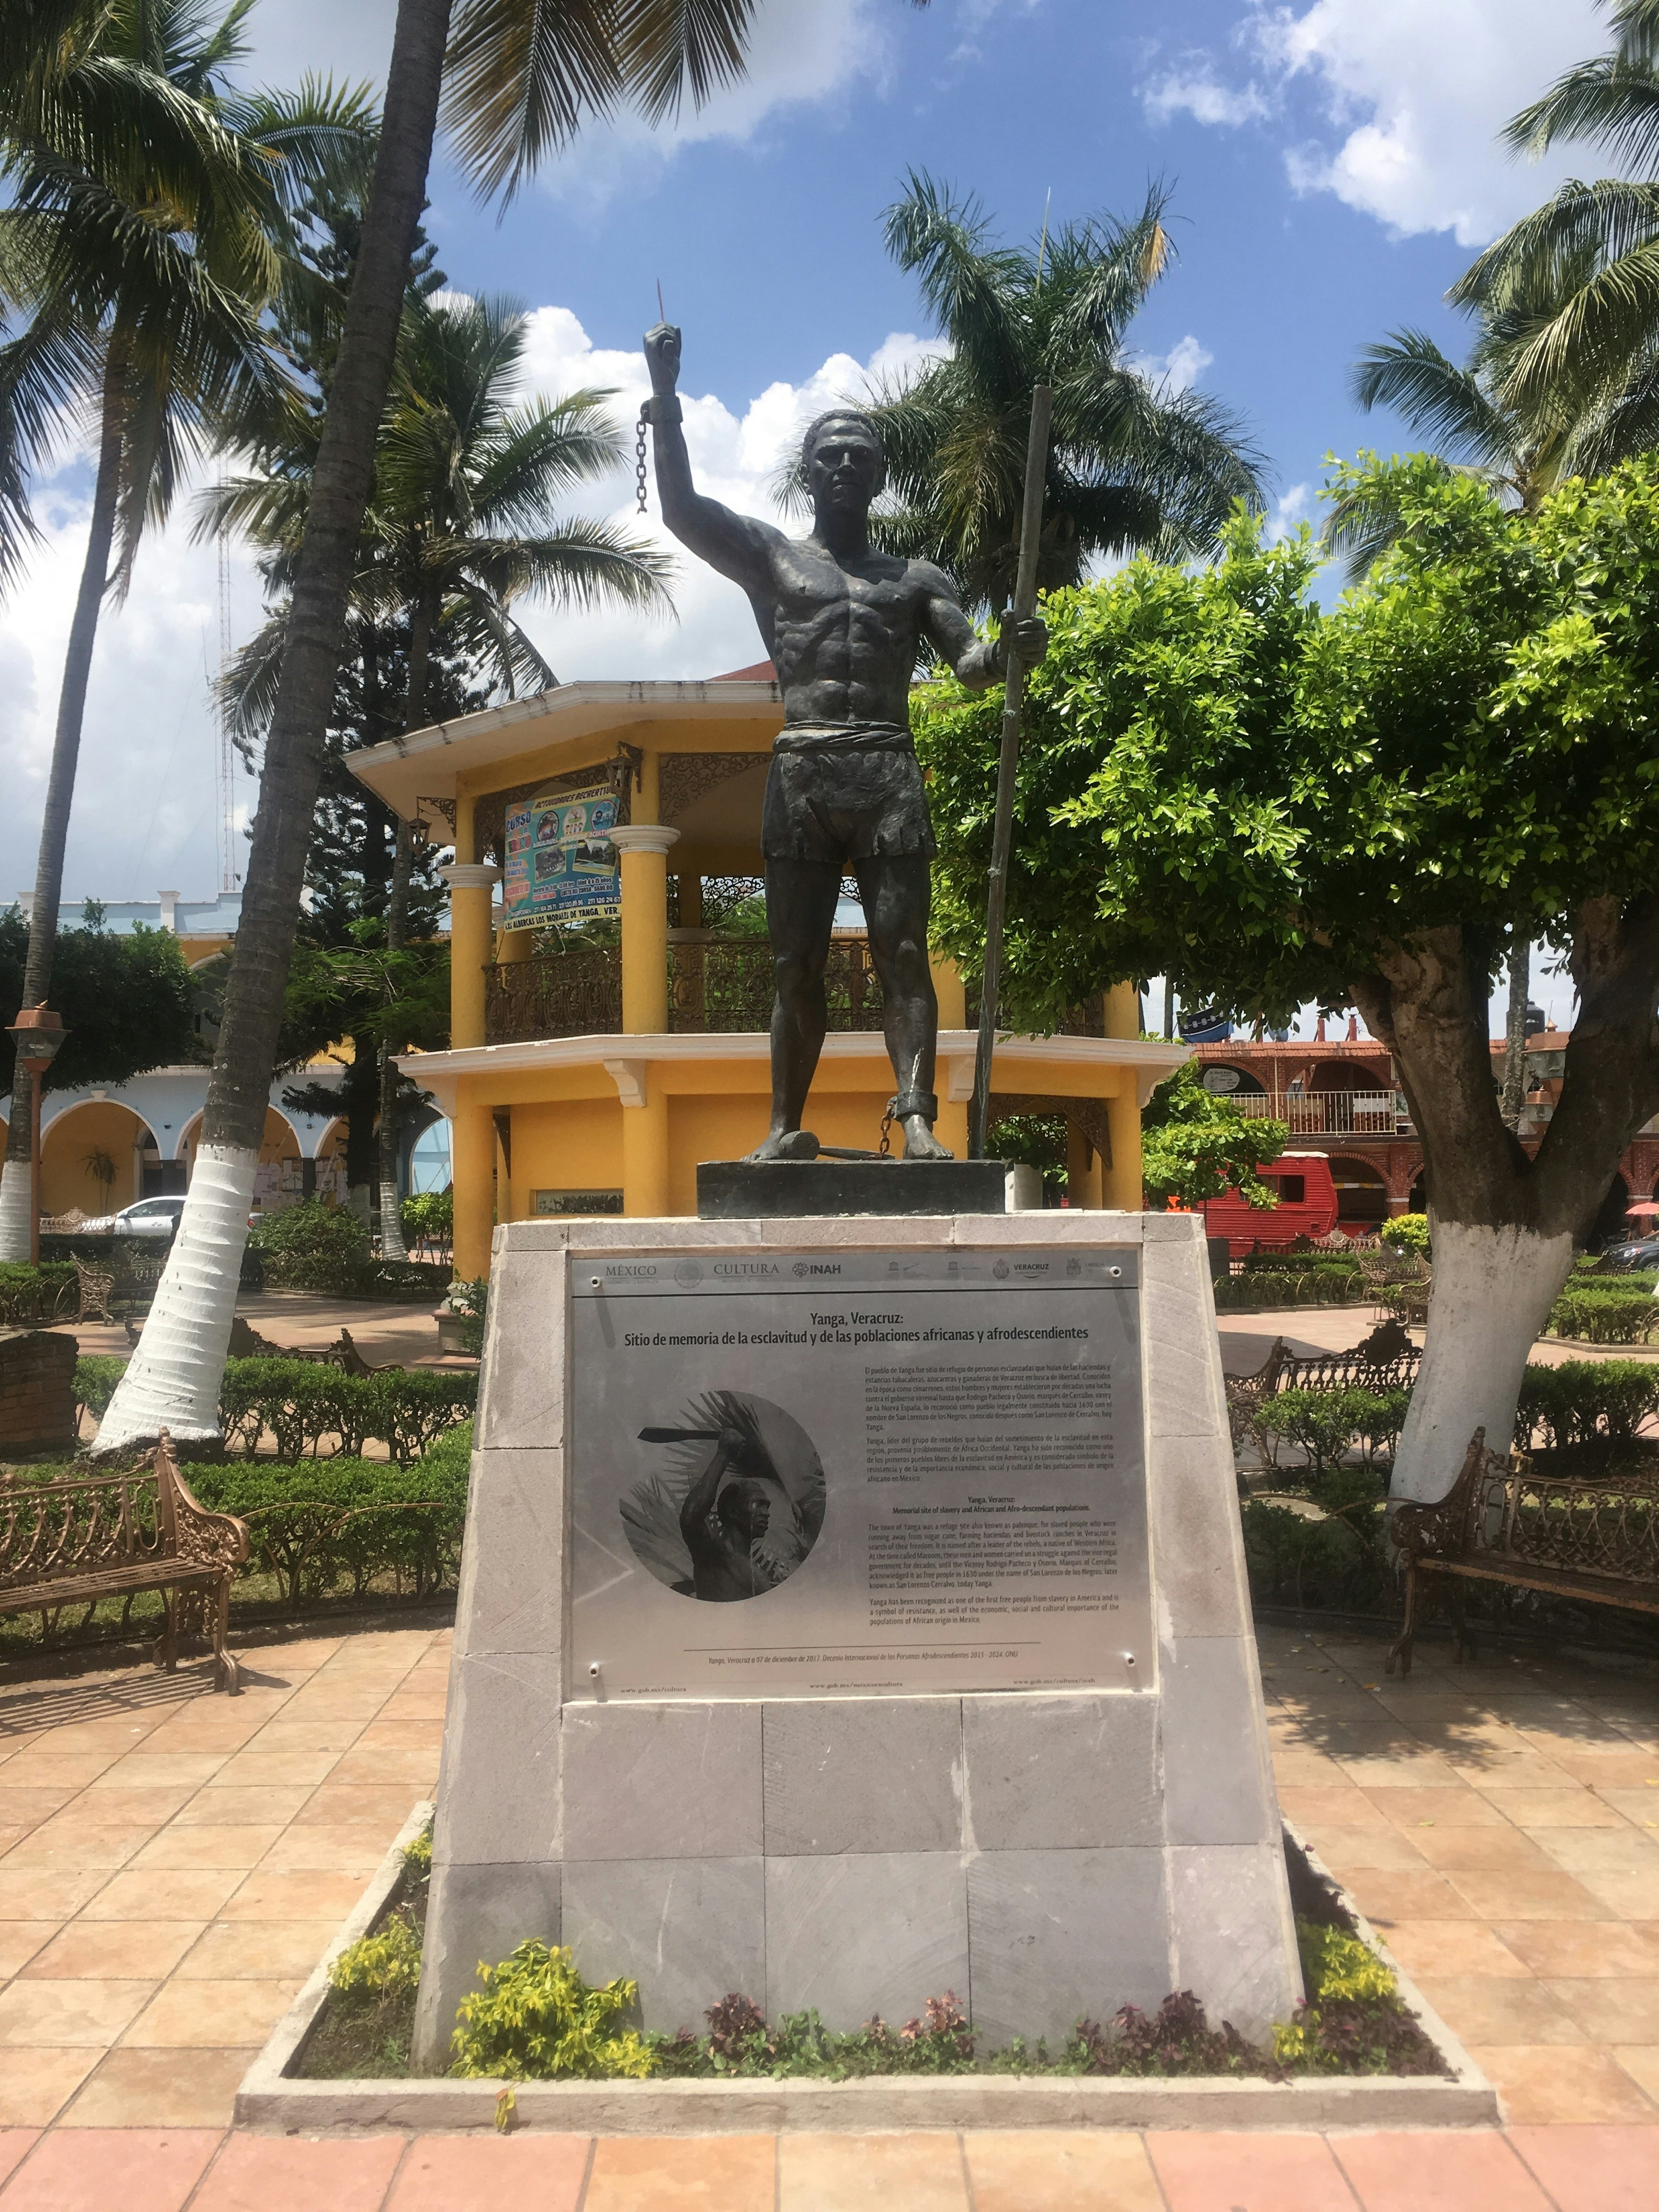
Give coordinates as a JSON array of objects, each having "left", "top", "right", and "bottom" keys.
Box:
[{"left": 5, "top": 1619, "right": 1659, "bottom": 2202}]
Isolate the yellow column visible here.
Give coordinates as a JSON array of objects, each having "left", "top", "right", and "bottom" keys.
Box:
[
  {"left": 611, "top": 824, "right": 680, "bottom": 1035},
  {"left": 452, "top": 1095, "right": 496, "bottom": 1279},
  {"left": 1096, "top": 983, "right": 1144, "bottom": 1209},
  {"left": 1105, "top": 982, "right": 1140, "bottom": 1039},
  {"left": 1066, "top": 1121, "right": 1103, "bottom": 1209},
  {"left": 442, "top": 860, "right": 501, "bottom": 1050},
  {"left": 605, "top": 1060, "right": 670, "bottom": 1217},
  {"left": 926, "top": 952, "right": 970, "bottom": 1157},
  {"left": 496, "top": 926, "right": 531, "bottom": 964}
]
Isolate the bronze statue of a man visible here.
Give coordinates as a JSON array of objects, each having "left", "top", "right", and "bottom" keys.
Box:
[{"left": 643, "top": 321, "right": 1048, "bottom": 1163}]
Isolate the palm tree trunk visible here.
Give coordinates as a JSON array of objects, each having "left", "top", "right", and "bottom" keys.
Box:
[
  {"left": 376, "top": 590, "right": 433, "bottom": 1262},
  {"left": 0, "top": 341, "right": 126, "bottom": 1261},
  {"left": 1501, "top": 931, "right": 1529, "bottom": 1130},
  {"left": 93, "top": 0, "right": 454, "bottom": 1454}
]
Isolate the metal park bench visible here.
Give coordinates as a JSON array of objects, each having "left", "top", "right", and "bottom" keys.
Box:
[
  {"left": 1386, "top": 1427, "right": 1659, "bottom": 1675},
  {"left": 72, "top": 1256, "right": 115, "bottom": 1325},
  {"left": 0, "top": 1430, "right": 249, "bottom": 1690}
]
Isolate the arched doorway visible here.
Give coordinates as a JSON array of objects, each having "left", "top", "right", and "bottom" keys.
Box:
[
  {"left": 39, "top": 1100, "right": 159, "bottom": 1220},
  {"left": 1592, "top": 1173, "right": 1631, "bottom": 1249},
  {"left": 1328, "top": 1154, "right": 1389, "bottom": 1233},
  {"left": 1408, "top": 1172, "right": 1428, "bottom": 1214}
]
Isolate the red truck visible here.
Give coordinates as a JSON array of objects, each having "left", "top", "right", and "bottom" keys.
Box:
[{"left": 1198, "top": 1154, "right": 1341, "bottom": 1259}]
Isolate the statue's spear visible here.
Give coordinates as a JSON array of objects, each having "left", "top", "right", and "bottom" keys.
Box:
[{"left": 968, "top": 380, "right": 1053, "bottom": 1158}]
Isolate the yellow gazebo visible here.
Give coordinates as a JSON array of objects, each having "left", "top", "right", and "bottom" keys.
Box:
[{"left": 347, "top": 674, "right": 1188, "bottom": 1277}]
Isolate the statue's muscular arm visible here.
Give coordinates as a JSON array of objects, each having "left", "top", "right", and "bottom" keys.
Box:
[
  {"left": 650, "top": 410, "right": 784, "bottom": 605},
  {"left": 913, "top": 563, "right": 1007, "bottom": 691}
]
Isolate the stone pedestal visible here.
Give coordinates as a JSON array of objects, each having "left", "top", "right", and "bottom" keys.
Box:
[
  {"left": 696, "top": 1157, "right": 1040, "bottom": 1218},
  {"left": 412, "top": 1211, "right": 1301, "bottom": 2067}
]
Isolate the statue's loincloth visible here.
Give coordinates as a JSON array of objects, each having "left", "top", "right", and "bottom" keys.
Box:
[{"left": 761, "top": 721, "right": 936, "bottom": 864}]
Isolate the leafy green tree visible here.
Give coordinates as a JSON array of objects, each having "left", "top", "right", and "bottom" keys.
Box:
[
  {"left": 848, "top": 174, "right": 1263, "bottom": 613},
  {"left": 0, "top": 906, "right": 199, "bottom": 1094},
  {"left": 1139, "top": 1065, "right": 1288, "bottom": 1211},
  {"left": 0, "top": 0, "right": 372, "bottom": 1259},
  {"left": 915, "top": 453, "right": 1659, "bottom": 1502}
]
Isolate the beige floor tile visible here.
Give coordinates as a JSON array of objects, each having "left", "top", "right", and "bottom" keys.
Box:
[
  {"left": 291, "top": 1787, "right": 422, "bottom": 1828},
  {"left": 20, "top": 1722, "right": 160, "bottom": 1755},
  {"left": 776, "top": 2133, "right": 965, "bottom": 2212},
  {"left": 201, "top": 1750, "right": 343, "bottom": 1789},
  {"left": 1268, "top": 1751, "right": 1352, "bottom": 1786},
  {"left": 84, "top": 1752, "right": 229, "bottom": 1792},
  {"left": 0, "top": 1786, "right": 83, "bottom": 1827},
  {"left": 1575, "top": 1866, "right": 1659, "bottom": 1920},
  {"left": 171, "top": 1786, "right": 314, "bottom": 1827},
  {"left": 0, "top": 1976, "right": 156, "bottom": 2045},
  {"left": 121, "top": 1975, "right": 301, "bottom": 2046},
  {"left": 0, "top": 1925, "right": 55, "bottom": 1977},
  {"left": 1505, "top": 1788, "right": 1631, "bottom": 1828},
  {"left": 256, "top": 1827, "right": 391, "bottom": 1875},
  {"left": 77, "top": 1867, "right": 245, "bottom": 1921},
  {"left": 1364, "top": 1786, "right": 1513, "bottom": 1829},
  {"left": 1470, "top": 2041, "right": 1659, "bottom": 2123},
  {"left": 1332, "top": 1751, "right": 1467, "bottom": 1789},
  {"left": 323, "top": 1749, "right": 440, "bottom": 1787},
  {"left": 1530, "top": 1827, "right": 1659, "bottom": 1875},
  {"left": 1548, "top": 1751, "right": 1659, "bottom": 1789},
  {"left": 1615, "top": 2045, "right": 1659, "bottom": 2103},
  {"left": 216, "top": 1870, "right": 369, "bottom": 1921},
  {"left": 240, "top": 1719, "right": 368, "bottom": 1757},
  {"left": 0, "top": 1867, "right": 110, "bottom": 1922},
  {"left": 130, "top": 1825, "right": 282, "bottom": 1871},
  {"left": 1597, "top": 1788, "right": 1659, "bottom": 1827},
  {"left": 63, "top": 1786, "right": 201, "bottom": 1826},
  {"left": 1, "top": 1822, "right": 156, "bottom": 1872},
  {"left": 965, "top": 2130, "right": 1163, "bottom": 2212},
  {"left": 1445, "top": 1866, "right": 1617, "bottom": 1921},
  {"left": 1339, "top": 1867, "right": 1477, "bottom": 1922},
  {"left": 1304, "top": 1826, "right": 1429, "bottom": 1872},
  {"left": 1494, "top": 1919, "right": 1659, "bottom": 1978},
  {"left": 1380, "top": 1919, "right": 1532, "bottom": 1978},
  {"left": 1545, "top": 1978, "right": 1659, "bottom": 2042},
  {"left": 174, "top": 1920, "right": 336, "bottom": 1980},
  {"left": 1462, "top": 1756, "right": 1584, "bottom": 1793},
  {"left": 0, "top": 2047, "right": 99, "bottom": 2125},
  {"left": 1408, "top": 1826, "right": 1555, "bottom": 1872},
  {"left": 1414, "top": 1974, "right": 1587, "bottom": 2046},
  {"left": 60, "top": 2042, "right": 255, "bottom": 2126},
  {"left": 0, "top": 1757, "right": 121, "bottom": 1791},
  {"left": 18, "top": 1921, "right": 204, "bottom": 1980},
  {"left": 374, "top": 1693, "right": 449, "bottom": 1721},
  {"left": 352, "top": 1719, "right": 444, "bottom": 1751}
]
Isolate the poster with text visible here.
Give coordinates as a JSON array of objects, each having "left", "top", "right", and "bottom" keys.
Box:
[
  {"left": 502, "top": 780, "right": 620, "bottom": 925},
  {"left": 568, "top": 1246, "right": 1151, "bottom": 1700}
]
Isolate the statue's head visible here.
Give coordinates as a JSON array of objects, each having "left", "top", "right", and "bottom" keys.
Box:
[{"left": 801, "top": 408, "right": 885, "bottom": 515}]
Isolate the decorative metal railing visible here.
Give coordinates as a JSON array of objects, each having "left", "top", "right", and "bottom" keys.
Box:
[
  {"left": 484, "top": 941, "right": 624, "bottom": 1044},
  {"left": 1227, "top": 1090, "right": 1405, "bottom": 1135},
  {"left": 481, "top": 936, "right": 888, "bottom": 1045}
]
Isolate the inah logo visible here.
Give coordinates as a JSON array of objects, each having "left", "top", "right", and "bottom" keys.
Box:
[{"left": 792, "top": 1261, "right": 842, "bottom": 1278}]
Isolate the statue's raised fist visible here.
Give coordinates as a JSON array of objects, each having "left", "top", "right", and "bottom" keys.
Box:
[{"left": 643, "top": 321, "right": 682, "bottom": 395}]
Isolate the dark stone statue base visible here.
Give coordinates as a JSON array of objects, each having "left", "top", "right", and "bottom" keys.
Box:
[{"left": 697, "top": 1158, "right": 1039, "bottom": 1219}]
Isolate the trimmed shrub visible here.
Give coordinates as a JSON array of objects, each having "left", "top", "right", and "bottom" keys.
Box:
[
  {"left": 0, "top": 1261, "right": 76, "bottom": 1325},
  {"left": 185, "top": 1451, "right": 469, "bottom": 1605},
  {"left": 1515, "top": 1360, "right": 1659, "bottom": 1448},
  {"left": 73, "top": 1354, "right": 128, "bottom": 1423},
  {"left": 1255, "top": 1389, "right": 1407, "bottom": 1471},
  {"left": 1378, "top": 1214, "right": 1430, "bottom": 1258},
  {"left": 1214, "top": 1267, "right": 1367, "bottom": 1310},
  {"left": 215, "top": 1358, "right": 476, "bottom": 1464},
  {"left": 249, "top": 1198, "right": 369, "bottom": 1292},
  {"left": 1546, "top": 1286, "right": 1659, "bottom": 1345},
  {"left": 450, "top": 1942, "right": 655, "bottom": 2081}
]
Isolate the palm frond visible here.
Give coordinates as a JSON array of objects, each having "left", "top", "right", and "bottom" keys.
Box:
[{"left": 1351, "top": 329, "right": 1520, "bottom": 469}]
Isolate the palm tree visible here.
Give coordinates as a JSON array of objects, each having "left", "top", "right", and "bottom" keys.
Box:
[
  {"left": 209, "top": 289, "right": 670, "bottom": 1254},
  {"left": 94, "top": 0, "right": 935, "bottom": 1455},
  {"left": 849, "top": 174, "right": 1263, "bottom": 614},
  {"left": 0, "top": 0, "right": 373, "bottom": 1260},
  {"left": 1450, "top": 2, "right": 1659, "bottom": 423}
]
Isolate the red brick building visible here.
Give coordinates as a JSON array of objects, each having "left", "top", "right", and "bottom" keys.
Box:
[{"left": 1190, "top": 1030, "right": 1659, "bottom": 1243}]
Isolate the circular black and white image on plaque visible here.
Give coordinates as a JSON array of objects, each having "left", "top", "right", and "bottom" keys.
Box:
[{"left": 622, "top": 1390, "right": 826, "bottom": 1602}]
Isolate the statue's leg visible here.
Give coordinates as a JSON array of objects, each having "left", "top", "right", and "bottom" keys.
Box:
[
  {"left": 858, "top": 855, "right": 951, "bottom": 1160},
  {"left": 748, "top": 860, "right": 841, "bottom": 1162}
]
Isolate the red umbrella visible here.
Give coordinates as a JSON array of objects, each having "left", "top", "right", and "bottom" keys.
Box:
[{"left": 1625, "top": 1201, "right": 1659, "bottom": 1215}]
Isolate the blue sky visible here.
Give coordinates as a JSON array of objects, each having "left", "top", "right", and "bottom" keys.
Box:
[{"left": 0, "top": 0, "right": 1605, "bottom": 1027}]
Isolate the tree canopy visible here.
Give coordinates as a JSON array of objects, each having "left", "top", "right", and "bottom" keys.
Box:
[
  {"left": 1140, "top": 1065, "right": 1288, "bottom": 1211},
  {"left": 0, "top": 907, "right": 200, "bottom": 1093}
]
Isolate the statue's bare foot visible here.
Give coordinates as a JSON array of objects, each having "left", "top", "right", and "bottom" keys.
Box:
[
  {"left": 745, "top": 1128, "right": 819, "bottom": 1163},
  {"left": 898, "top": 1116, "right": 953, "bottom": 1161}
]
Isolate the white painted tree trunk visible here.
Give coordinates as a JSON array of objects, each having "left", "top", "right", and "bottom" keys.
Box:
[
  {"left": 0, "top": 1158, "right": 34, "bottom": 1264},
  {"left": 91, "top": 1144, "right": 257, "bottom": 1456},
  {"left": 1389, "top": 1219, "right": 1575, "bottom": 1503}
]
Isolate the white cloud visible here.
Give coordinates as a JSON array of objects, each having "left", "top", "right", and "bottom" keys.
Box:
[
  {"left": 1143, "top": 70, "right": 1269, "bottom": 128},
  {"left": 1268, "top": 482, "right": 1312, "bottom": 540},
  {"left": 1143, "top": 1, "right": 1608, "bottom": 248},
  {"left": 0, "top": 316, "right": 947, "bottom": 903},
  {"left": 1127, "top": 334, "right": 1215, "bottom": 397}
]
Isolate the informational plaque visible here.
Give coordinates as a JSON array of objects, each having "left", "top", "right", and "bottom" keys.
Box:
[{"left": 567, "top": 1246, "right": 1150, "bottom": 1700}]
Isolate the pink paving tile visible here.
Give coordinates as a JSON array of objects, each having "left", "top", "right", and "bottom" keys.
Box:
[
  {"left": 0, "top": 2128, "right": 221, "bottom": 2212},
  {"left": 1147, "top": 2130, "right": 1354, "bottom": 2212},
  {"left": 189, "top": 2133, "right": 405, "bottom": 2212},
  {"left": 1332, "top": 2129, "right": 1556, "bottom": 2211},
  {"left": 383, "top": 2133, "right": 589, "bottom": 2212},
  {"left": 1509, "top": 2123, "right": 1659, "bottom": 2212},
  {"left": 0, "top": 2141, "right": 37, "bottom": 2193}
]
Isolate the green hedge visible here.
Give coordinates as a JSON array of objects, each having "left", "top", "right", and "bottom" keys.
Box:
[
  {"left": 184, "top": 1451, "right": 469, "bottom": 1605},
  {"left": 1545, "top": 1286, "right": 1659, "bottom": 1344},
  {"left": 76, "top": 1355, "right": 475, "bottom": 1463},
  {"left": 1516, "top": 1360, "right": 1659, "bottom": 1448},
  {"left": 0, "top": 1261, "right": 75, "bottom": 1325},
  {"left": 1214, "top": 1267, "right": 1367, "bottom": 1310},
  {"left": 1255, "top": 1388, "right": 1410, "bottom": 1471}
]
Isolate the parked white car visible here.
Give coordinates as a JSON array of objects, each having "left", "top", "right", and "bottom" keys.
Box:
[{"left": 79, "top": 1196, "right": 187, "bottom": 1238}]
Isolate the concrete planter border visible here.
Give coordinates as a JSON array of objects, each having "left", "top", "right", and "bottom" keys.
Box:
[{"left": 235, "top": 1807, "right": 1498, "bottom": 2134}]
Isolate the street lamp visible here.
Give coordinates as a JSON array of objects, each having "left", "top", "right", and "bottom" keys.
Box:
[{"left": 6, "top": 1005, "right": 68, "bottom": 1265}]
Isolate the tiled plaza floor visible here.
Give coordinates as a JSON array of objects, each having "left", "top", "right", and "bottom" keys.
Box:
[{"left": 4, "top": 1615, "right": 1659, "bottom": 2202}]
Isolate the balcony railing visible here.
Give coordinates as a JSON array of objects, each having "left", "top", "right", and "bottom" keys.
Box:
[
  {"left": 1229, "top": 1090, "right": 1407, "bottom": 1135},
  {"left": 482, "top": 935, "right": 887, "bottom": 1047}
]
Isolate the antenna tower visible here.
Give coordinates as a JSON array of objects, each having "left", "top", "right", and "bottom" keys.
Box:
[{"left": 216, "top": 528, "right": 239, "bottom": 892}]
